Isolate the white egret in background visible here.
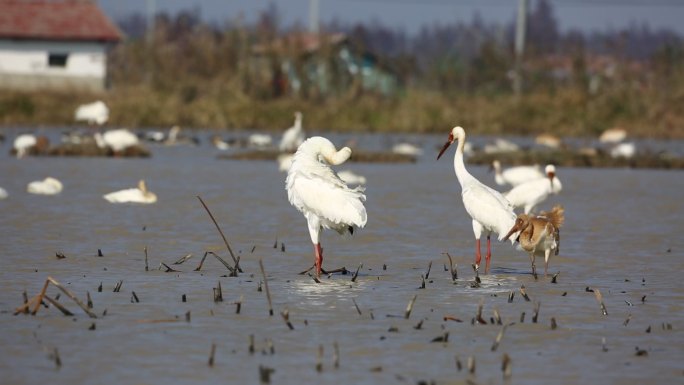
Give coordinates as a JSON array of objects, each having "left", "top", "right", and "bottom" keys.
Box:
[
  {"left": 392, "top": 142, "right": 423, "bottom": 156},
  {"left": 599, "top": 127, "right": 627, "bottom": 143},
  {"left": 249, "top": 133, "right": 273, "bottom": 148},
  {"left": 279, "top": 111, "right": 305, "bottom": 152},
  {"left": 27, "top": 177, "right": 63, "bottom": 195},
  {"left": 337, "top": 170, "right": 367, "bottom": 186},
  {"left": 13, "top": 134, "right": 37, "bottom": 158},
  {"left": 103, "top": 180, "right": 157, "bottom": 204},
  {"left": 277, "top": 153, "right": 294, "bottom": 172},
  {"left": 75, "top": 100, "right": 109, "bottom": 125},
  {"left": 504, "top": 165, "right": 562, "bottom": 214},
  {"left": 503, "top": 205, "right": 564, "bottom": 276},
  {"left": 610, "top": 142, "right": 636, "bottom": 159},
  {"left": 94, "top": 128, "right": 139, "bottom": 154},
  {"left": 491, "top": 160, "right": 544, "bottom": 187},
  {"left": 0, "top": 187, "right": 9, "bottom": 199},
  {"left": 286, "top": 136, "right": 367, "bottom": 277},
  {"left": 437, "top": 126, "right": 517, "bottom": 274}
]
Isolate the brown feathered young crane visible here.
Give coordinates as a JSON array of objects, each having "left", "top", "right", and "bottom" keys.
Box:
[{"left": 503, "top": 205, "right": 565, "bottom": 277}]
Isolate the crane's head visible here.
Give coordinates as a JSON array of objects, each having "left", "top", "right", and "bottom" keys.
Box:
[
  {"left": 503, "top": 214, "right": 530, "bottom": 242},
  {"left": 545, "top": 164, "right": 556, "bottom": 189},
  {"left": 437, "top": 126, "right": 466, "bottom": 160}
]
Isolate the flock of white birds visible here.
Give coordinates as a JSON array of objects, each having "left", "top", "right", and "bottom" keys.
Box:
[
  {"left": 4, "top": 101, "right": 633, "bottom": 277},
  {"left": 284, "top": 124, "right": 569, "bottom": 277}
]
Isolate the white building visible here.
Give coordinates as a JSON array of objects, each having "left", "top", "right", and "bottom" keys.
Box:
[{"left": 0, "top": 0, "right": 122, "bottom": 91}]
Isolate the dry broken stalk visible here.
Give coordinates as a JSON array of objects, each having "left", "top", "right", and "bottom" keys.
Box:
[
  {"left": 259, "top": 259, "right": 274, "bottom": 316},
  {"left": 594, "top": 289, "right": 609, "bottom": 315},
  {"left": 197, "top": 196, "right": 241, "bottom": 273},
  {"left": 404, "top": 294, "right": 418, "bottom": 319},
  {"left": 443, "top": 252, "right": 458, "bottom": 281},
  {"left": 26, "top": 277, "right": 97, "bottom": 318}
]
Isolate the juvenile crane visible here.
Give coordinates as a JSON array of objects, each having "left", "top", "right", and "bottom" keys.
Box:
[{"left": 503, "top": 205, "right": 565, "bottom": 277}]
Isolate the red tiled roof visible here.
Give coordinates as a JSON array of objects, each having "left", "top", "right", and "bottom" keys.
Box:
[{"left": 0, "top": 0, "right": 123, "bottom": 42}]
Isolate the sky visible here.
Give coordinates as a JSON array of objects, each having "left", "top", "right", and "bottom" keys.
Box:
[{"left": 98, "top": 0, "right": 684, "bottom": 36}]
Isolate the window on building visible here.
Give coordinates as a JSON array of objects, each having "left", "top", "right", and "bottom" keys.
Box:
[{"left": 48, "top": 53, "right": 69, "bottom": 67}]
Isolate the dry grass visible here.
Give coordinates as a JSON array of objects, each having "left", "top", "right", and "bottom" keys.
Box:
[{"left": 1, "top": 80, "right": 683, "bottom": 138}]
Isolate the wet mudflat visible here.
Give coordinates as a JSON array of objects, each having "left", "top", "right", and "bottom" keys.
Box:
[{"left": 0, "top": 133, "right": 683, "bottom": 385}]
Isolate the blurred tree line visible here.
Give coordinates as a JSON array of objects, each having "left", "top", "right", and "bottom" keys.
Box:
[{"left": 2, "top": 0, "right": 682, "bottom": 137}]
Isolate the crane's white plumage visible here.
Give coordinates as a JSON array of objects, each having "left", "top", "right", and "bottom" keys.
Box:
[
  {"left": 27, "top": 177, "right": 63, "bottom": 195},
  {"left": 279, "top": 111, "right": 305, "bottom": 152},
  {"left": 103, "top": 180, "right": 157, "bottom": 204},
  {"left": 491, "top": 160, "right": 544, "bottom": 187},
  {"left": 504, "top": 165, "right": 562, "bottom": 214},
  {"left": 95, "top": 128, "right": 139, "bottom": 153},
  {"left": 0, "top": 186, "right": 9, "bottom": 199},
  {"left": 13, "top": 134, "right": 37, "bottom": 158},
  {"left": 286, "top": 136, "right": 366, "bottom": 276},
  {"left": 438, "top": 126, "right": 517, "bottom": 274},
  {"left": 75, "top": 100, "right": 109, "bottom": 125}
]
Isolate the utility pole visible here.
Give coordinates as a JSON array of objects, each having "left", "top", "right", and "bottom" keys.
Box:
[
  {"left": 513, "top": 0, "right": 527, "bottom": 97},
  {"left": 309, "top": 0, "right": 319, "bottom": 34},
  {"left": 146, "top": 0, "right": 156, "bottom": 44}
]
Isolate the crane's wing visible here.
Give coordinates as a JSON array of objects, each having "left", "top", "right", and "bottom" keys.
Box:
[
  {"left": 462, "top": 182, "right": 515, "bottom": 239},
  {"left": 288, "top": 173, "right": 367, "bottom": 229}
]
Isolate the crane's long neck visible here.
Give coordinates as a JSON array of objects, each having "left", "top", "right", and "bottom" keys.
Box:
[{"left": 453, "top": 137, "right": 475, "bottom": 189}]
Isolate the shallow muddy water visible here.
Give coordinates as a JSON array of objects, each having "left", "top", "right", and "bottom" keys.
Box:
[{"left": 0, "top": 130, "right": 683, "bottom": 385}]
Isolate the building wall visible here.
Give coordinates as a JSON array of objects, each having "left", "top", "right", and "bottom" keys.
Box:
[{"left": 0, "top": 40, "right": 109, "bottom": 90}]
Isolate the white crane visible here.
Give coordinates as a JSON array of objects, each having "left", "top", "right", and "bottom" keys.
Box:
[
  {"left": 491, "top": 160, "right": 544, "bottom": 187},
  {"left": 0, "top": 186, "right": 9, "bottom": 199},
  {"left": 75, "top": 100, "right": 109, "bottom": 125},
  {"left": 103, "top": 180, "right": 157, "bottom": 204},
  {"left": 279, "top": 111, "right": 305, "bottom": 152},
  {"left": 503, "top": 205, "right": 564, "bottom": 276},
  {"left": 437, "top": 126, "right": 517, "bottom": 274},
  {"left": 13, "top": 134, "right": 37, "bottom": 158},
  {"left": 27, "top": 177, "right": 63, "bottom": 195},
  {"left": 504, "top": 165, "right": 562, "bottom": 214},
  {"left": 94, "top": 128, "right": 140, "bottom": 154},
  {"left": 286, "top": 136, "right": 367, "bottom": 277}
]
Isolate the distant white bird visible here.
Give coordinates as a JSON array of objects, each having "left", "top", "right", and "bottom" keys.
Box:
[
  {"left": 437, "top": 127, "right": 517, "bottom": 274},
  {"left": 27, "top": 177, "right": 63, "bottom": 195},
  {"left": 95, "top": 128, "right": 139, "bottom": 154},
  {"left": 484, "top": 138, "right": 519, "bottom": 154},
  {"left": 535, "top": 133, "right": 562, "bottom": 149},
  {"left": 249, "top": 133, "right": 273, "bottom": 148},
  {"left": 503, "top": 205, "right": 564, "bottom": 277},
  {"left": 0, "top": 187, "right": 8, "bottom": 199},
  {"left": 103, "top": 180, "right": 157, "bottom": 204},
  {"left": 75, "top": 100, "right": 109, "bottom": 125},
  {"left": 337, "top": 170, "right": 367, "bottom": 186},
  {"left": 599, "top": 127, "right": 627, "bottom": 143},
  {"left": 277, "top": 153, "right": 294, "bottom": 172},
  {"left": 286, "top": 136, "right": 367, "bottom": 277},
  {"left": 13, "top": 134, "right": 37, "bottom": 158},
  {"left": 491, "top": 160, "right": 544, "bottom": 187},
  {"left": 392, "top": 142, "right": 423, "bottom": 156},
  {"left": 504, "top": 165, "right": 562, "bottom": 214},
  {"left": 279, "top": 111, "right": 305, "bottom": 152},
  {"left": 610, "top": 142, "right": 636, "bottom": 159},
  {"left": 212, "top": 135, "right": 231, "bottom": 150}
]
